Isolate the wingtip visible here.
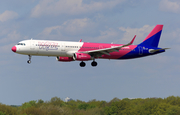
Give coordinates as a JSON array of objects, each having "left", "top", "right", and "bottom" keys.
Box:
[
  {"left": 79, "top": 39, "right": 82, "bottom": 42},
  {"left": 130, "top": 35, "right": 136, "bottom": 44}
]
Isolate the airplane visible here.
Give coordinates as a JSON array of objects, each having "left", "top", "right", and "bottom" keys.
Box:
[{"left": 11, "top": 25, "right": 169, "bottom": 67}]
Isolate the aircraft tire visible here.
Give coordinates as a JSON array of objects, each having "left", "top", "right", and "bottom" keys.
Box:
[
  {"left": 27, "top": 60, "right": 31, "bottom": 64},
  {"left": 80, "top": 61, "right": 86, "bottom": 67},
  {"left": 91, "top": 61, "right": 97, "bottom": 67}
]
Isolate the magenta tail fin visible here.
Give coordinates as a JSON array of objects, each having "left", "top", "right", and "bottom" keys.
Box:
[{"left": 139, "top": 25, "right": 163, "bottom": 47}]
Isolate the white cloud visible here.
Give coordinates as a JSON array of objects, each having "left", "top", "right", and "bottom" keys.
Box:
[
  {"left": 39, "top": 26, "right": 62, "bottom": 37},
  {"left": 96, "top": 28, "right": 120, "bottom": 42},
  {"left": 62, "top": 18, "right": 95, "bottom": 35},
  {"left": 31, "top": 0, "right": 125, "bottom": 17},
  {"left": 119, "top": 25, "right": 155, "bottom": 43},
  {"left": 159, "top": 0, "right": 180, "bottom": 13},
  {"left": 160, "top": 27, "right": 180, "bottom": 50},
  {"left": 38, "top": 18, "right": 95, "bottom": 39},
  {"left": 37, "top": 22, "right": 156, "bottom": 44},
  {"left": 0, "top": 43, "right": 15, "bottom": 53},
  {"left": 0, "top": 31, "right": 21, "bottom": 43},
  {"left": 171, "top": 28, "right": 180, "bottom": 41},
  {"left": 38, "top": 18, "right": 122, "bottom": 42},
  {"left": 0, "top": 11, "right": 18, "bottom": 22}
]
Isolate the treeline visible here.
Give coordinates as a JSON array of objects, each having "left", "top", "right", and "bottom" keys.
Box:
[{"left": 1, "top": 96, "right": 180, "bottom": 115}]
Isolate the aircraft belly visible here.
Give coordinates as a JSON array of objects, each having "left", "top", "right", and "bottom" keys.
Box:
[
  {"left": 100, "top": 45, "right": 137, "bottom": 59},
  {"left": 100, "top": 52, "right": 122, "bottom": 59},
  {"left": 37, "top": 50, "right": 62, "bottom": 56}
]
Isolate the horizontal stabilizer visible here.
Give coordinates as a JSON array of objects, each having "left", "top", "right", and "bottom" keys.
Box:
[{"left": 149, "top": 48, "right": 170, "bottom": 53}]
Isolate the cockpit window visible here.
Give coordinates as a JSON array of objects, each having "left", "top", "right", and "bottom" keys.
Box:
[{"left": 17, "top": 43, "right": 26, "bottom": 46}]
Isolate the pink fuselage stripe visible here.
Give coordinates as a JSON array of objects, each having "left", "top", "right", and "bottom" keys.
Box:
[
  {"left": 143, "top": 25, "right": 163, "bottom": 42},
  {"left": 78, "top": 42, "right": 137, "bottom": 59}
]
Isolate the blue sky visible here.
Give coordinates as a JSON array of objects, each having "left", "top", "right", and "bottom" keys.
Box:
[{"left": 0, "top": 0, "right": 180, "bottom": 105}]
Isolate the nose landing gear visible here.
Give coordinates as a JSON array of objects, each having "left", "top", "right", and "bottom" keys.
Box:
[{"left": 27, "top": 55, "right": 31, "bottom": 64}]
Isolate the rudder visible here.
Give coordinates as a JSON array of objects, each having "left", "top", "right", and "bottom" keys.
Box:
[{"left": 139, "top": 25, "right": 163, "bottom": 47}]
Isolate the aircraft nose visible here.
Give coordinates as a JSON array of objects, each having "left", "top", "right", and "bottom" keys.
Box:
[{"left": 11, "top": 46, "right": 16, "bottom": 52}]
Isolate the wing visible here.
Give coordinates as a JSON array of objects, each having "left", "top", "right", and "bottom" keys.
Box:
[{"left": 80, "top": 35, "right": 136, "bottom": 58}]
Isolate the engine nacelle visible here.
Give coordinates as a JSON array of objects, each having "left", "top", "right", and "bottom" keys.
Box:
[
  {"left": 56, "top": 57, "right": 74, "bottom": 62},
  {"left": 73, "top": 53, "right": 92, "bottom": 61}
]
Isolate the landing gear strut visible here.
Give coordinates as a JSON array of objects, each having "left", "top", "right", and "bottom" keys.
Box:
[
  {"left": 27, "top": 55, "right": 31, "bottom": 64},
  {"left": 80, "top": 61, "right": 86, "bottom": 67},
  {"left": 91, "top": 61, "right": 97, "bottom": 67}
]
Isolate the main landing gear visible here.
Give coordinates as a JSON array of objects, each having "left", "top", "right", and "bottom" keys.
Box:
[
  {"left": 79, "top": 61, "right": 97, "bottom": 67},
  {"left": 80, "top": 61, "right": 86, "bottom": 67},
  {"left": 27, "top": 55, "right": 31, "bottom": 64},
  {"left": 91, "top": 61, "right": 97, "bottom": 67}
]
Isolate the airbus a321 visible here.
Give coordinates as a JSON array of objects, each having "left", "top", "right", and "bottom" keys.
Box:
[{"left": 11, "top": 25, "right": 169, "bottom": 67}]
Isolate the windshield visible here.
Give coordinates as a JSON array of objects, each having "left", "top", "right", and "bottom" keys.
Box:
[{"left": 17, "top": 43, "right": 26, "bottom": 46}]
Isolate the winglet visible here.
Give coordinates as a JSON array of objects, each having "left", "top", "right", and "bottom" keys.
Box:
[
  {"left": 120, "top": 35, "right": 136, "bottom": 48},
  {"left": 130, "top": 35, "right": 136, "bottom": 44},
  {"left": 126, "top": 35, "right": 136, "bottom": 46},
  {"left": 79, "top": 39, "right": 82, "bottom": 42}
]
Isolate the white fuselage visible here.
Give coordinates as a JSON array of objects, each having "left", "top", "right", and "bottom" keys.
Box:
[{"left": 15, "top": 40, "right": 83, "bottom": 57}]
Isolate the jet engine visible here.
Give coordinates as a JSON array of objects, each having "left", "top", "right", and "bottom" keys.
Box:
[
  {"left": 73, "top": 53, "right": 92, "bottom": 61},
  {"left": 56, "top": 57, "right": 74, "bottom": 62}
]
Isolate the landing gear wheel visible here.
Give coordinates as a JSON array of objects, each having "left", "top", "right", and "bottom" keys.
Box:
[
  {"left": 27, "top": 55, "right": 32, "bottom": 64},
  {"left": 27, "top": 60, "right": 31, "bottom": 64},
  {"left": 91, "top": 61, "right": 97, "bottom": 67},
  {"left": 80, "top": 61, "right": 86, "bottom": 67}
]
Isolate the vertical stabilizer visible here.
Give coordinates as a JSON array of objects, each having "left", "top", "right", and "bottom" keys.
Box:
[{"left": 139, "top": 25, "right": 163, "bottom": 47}]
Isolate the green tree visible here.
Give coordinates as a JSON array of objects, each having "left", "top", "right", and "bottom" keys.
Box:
[
  {"left": 105, "top": 100, "right": 129, "bottom": 115},
  {"left": 0, "top": 104, "right": 17, "bottom": 115},
  {"left": 49, "top": 97, "right": 65, "bottom": 106},
  {"left": 66, "top": 100, "right": 78, "bottom": 110},
  {"left": 22, "top": 106, "right": 45, "bottom": 115},
  {"left": 21, "top": 100, "right": 37, "bottom": 109},
  {"left": 0, "top": 111, "right": 5, "bottom": 115},
  {"left": 165, "top": 96, "right": 180, "bottom": 106},
  {"left": 154, "top": 103, "right": 171, "bottom": 115},
  {"left": 78, "top": 103, "right": 90, "bottom": 110},
  {"left": 38, "top": 99, "right": 44, "bottom": 104},
  {"left": 166, "top": 106, "right": 180, "bottom": 115}
]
